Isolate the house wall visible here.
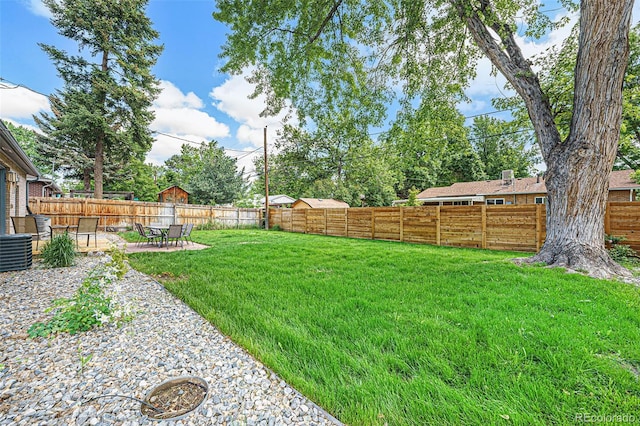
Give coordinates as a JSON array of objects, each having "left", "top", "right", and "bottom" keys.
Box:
[
  {"left": 607, "top": 189, "right": 637, "bottom": 202},
  {"left": 0, "top": 152, "right": 29, "bottom": 233},
  {"left": 28, "top": 182, "right": 56, "bottom": 198}
]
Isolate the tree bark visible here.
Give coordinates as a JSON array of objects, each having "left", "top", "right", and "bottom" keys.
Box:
[
  {"left": 93, "top": 49, "right": 110, "bottom": 200},
  {"left": 455, "top": 0, "right": 634, "bottom": 278},
  {"left": 533, "top": 0, "right": 633, "bottom": 278}
]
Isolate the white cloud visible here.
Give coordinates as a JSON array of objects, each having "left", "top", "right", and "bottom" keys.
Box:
[
  {"left": 148, "top": 80, "right": 230, "bottom": 165},
  {"left": 154, "top": 81, "right": 203, "bottom": 109},
  {"left": 25, "top": 0, "right": 51, "bottom": 18},
  {"left": 210, "top": 72, "right": 295, "bottom": 148},
  {"left": 0, "top": 84, "right": 50, "bottom": 120}
]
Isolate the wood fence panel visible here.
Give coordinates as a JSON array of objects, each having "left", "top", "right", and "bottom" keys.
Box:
[
  {"left": 439, "top": 206, "right": 483, "bottom": 248},
  {"left": 608, "top": 202, "right": 640, "bottom": 251},
  {"left": 326, "top": 208, "right": 348, "bottom": 237},
  {"left": 291, "top": 209, "right": 307, "bottom": 233},
  {"left": 486, "top": 205, "right": 538, "bottom": 252},
  {"left": 373, "top": 208, "right": 401, "bottom": 241},
  {"left": 280, "top": 209, "right": 293, "bottom": 231},
  {"left": 402, "top": 206, "right": 438, "bottom": 244},
  {"left": 347, "top": 208, "right": 373, "bottom": 239},
  {"left": 29, "top": 198, "right": 260, "bottom": 230},
  {"left": 306, "top": 209, "right": 326, "bottom": 234}
]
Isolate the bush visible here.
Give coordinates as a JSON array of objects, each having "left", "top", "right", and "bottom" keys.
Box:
[
  {"left": 608, "top": 244, "right": 640, "bottom": 265},
  {"left": 28, "top": 263, "right": 133, "bottom": 338},
  {"left": 40, "top": 232, "right": 76, "bottom": 268}
]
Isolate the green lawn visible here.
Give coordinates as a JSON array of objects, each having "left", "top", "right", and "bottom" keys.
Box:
[{"left": 124, "top": 230, "right": 640, "bottom": 425}]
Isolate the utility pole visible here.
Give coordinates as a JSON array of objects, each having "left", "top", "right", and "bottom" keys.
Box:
[{"left": 263, "top": 126, "right": 269, "bottom": 230}]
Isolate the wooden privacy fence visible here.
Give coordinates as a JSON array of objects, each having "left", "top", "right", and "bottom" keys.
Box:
[
  {"left": 29, "top": 197, "right": 261, "bottom": 230},
  {"left": 269, "top": 202, "right": 640, "bottom": 252}
]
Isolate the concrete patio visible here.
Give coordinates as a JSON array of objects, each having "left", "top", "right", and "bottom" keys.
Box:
[{"left": 31, "top": 232, "right": 209, "bottom": 255}]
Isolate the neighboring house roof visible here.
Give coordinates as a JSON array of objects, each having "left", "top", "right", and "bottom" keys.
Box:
[
  {"left": 294, "top": 198, "right": 350, "bottom": 208},
  {"left": 0, "top": 119, "right": 39, "bottom": 176},
  {"left": 415, "top": 170, "right": 639, "bottom": 200},
  {"left": 262, "top": 194, "right": 296, "bottom": 205}
]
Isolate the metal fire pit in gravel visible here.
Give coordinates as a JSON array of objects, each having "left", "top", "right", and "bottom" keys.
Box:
[{"left": 140, "top": 376, "right": 209, "bottom": 421}]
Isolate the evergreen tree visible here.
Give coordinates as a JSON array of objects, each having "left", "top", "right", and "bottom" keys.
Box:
[{"left": 34, "top": 0, "right": 162, "bottom": 198}]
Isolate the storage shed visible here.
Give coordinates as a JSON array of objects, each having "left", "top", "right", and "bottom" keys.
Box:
[{"left": 158, "top": 185, "right": 189, "bottom": 204}]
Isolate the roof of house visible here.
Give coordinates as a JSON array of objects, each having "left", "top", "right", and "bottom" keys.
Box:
[
  {"left": 0, "top": 119, "right": 39, "bottom": 177},
  {"left": 262, "top": 194, "right": 296, "bottom": 205},
  {"left": 416, "top": 169, "right": 640, "bottom": 199},
  {"left": 294, "top": 198, "right": 350, "bottom": 208}
]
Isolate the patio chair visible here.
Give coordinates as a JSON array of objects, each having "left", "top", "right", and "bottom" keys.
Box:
[
  {"left": 11, "top": 216, "right": 48, "bottom": 250},
  {"left": 135, "top": 222, "right": 160, "bottom": 246},
  {"left": 165, "top": 224, "right": 184, "bottom": 249},
  {"left": 180, "top": 223, "right": 194, "bottom": 245},
  {"left": 76, "top": 217, "right": 99, "bottom": 248}
]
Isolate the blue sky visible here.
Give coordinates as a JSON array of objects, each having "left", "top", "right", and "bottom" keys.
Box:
[{"left": 1, "top": 1, "right": 638, "bottom": 179}]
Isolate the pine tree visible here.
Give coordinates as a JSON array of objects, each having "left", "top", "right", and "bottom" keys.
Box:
[{"left": 35, "top": 0, "right": 162, "bottom": 198}]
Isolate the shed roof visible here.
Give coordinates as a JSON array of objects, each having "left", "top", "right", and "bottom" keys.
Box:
[
  {"left": 158, "top": 185, "right": 190, "bottom": 194},
  {"left": 295, "top": 198, "right": 350, "bottom": 208}
]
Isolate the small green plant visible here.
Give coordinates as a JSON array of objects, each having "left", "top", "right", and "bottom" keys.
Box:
[
  {"left": 78, "top": 347, "right": 93, "bottom": 375},
  {"left": 105, "top": 245, "right": 128, "bottom": 279},
  {"left": 40, "top": 232, "right": 76, "bottom": 267},
  {"left": 609, "top": 244, "right": 640, "bottom": 265},
  {"left": 605, "top": 234, "right": 627, "bottom": 246},
  {"left": 28, "top": 263, "right": 133, "bottom": 338}
]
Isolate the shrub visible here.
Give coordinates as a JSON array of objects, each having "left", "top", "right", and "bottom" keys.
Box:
[
  {"left": 609, "top": 244, "right": 640, "bottom": 265},
  {"left": 105, "top": 245, "right": 128, "bottom": 279},
  {"left": 28, "top": 263, "right": 133, "bottom": 338},
  {"left": 40, "top": 232, "right": 76, "bottom": 268}
]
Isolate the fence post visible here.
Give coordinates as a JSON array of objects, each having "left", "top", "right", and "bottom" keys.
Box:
[
  {"left": 324, "top": 209, "right": 327, "bottom": 235},
  {"left": 399, "top": 207, "right": 404, "bottom": 242},
  {"left": 481, "top": 205, "right": 487, "bottom": 249},
  {"left": 436, "top": 206, "right": 441, "bottom": 246},
  {"left": 371, "top": 209, "right": 375, "bottom": 239},
  {"left": 536, "top": 204, "right": 543, "bottom": 252},
  {"left": 344, "top": 208, "right": 348, "bottom": 237},
  {"left": 604, "top": 202, "right": 611, "bottom": 236}
]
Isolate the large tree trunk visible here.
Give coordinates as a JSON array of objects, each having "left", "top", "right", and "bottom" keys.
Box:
[
  {"left": 94, "top": 133, "right": 104, "bottom": 200},
  {"left": 456, "top": 0, "right": 634, "bottom": 278},
  {"left": 93, "top": 49, "right": 110, "bottom": 200},
  {"left": 531, "top": 0, "right": 634, "bottom": 278}
]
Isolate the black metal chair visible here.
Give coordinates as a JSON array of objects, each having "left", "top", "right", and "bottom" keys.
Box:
[
  {"left": 135, "top": 223, "right": 160, "bottom": 246},
  {"left": 165, "top": 224, "right": 184, "bottom": 248},
  {"left": 180, "top": 223, "right": 194, "bottom": 245}
]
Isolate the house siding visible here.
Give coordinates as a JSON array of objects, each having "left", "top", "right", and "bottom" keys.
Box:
[
  {"left": 1, "top": 152, "right": 29, "bottom": 233},
  {"left": 608, "top": 189, "right": 636, "bottom": 202}
]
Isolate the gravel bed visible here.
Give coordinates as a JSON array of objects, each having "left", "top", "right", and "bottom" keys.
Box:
[{"left": 0, "top": 254, "right": 342, "bottom": 426}]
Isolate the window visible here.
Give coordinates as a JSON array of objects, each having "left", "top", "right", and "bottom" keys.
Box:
[
  {"left": 486, "top": 198, "right": 505, "bottom": 205},
  {"left": 453, "top": 200, "right": 469, "bottom": 206},
  {"left": 535, "top": 197, "right": 546, "bottom": 204}
]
